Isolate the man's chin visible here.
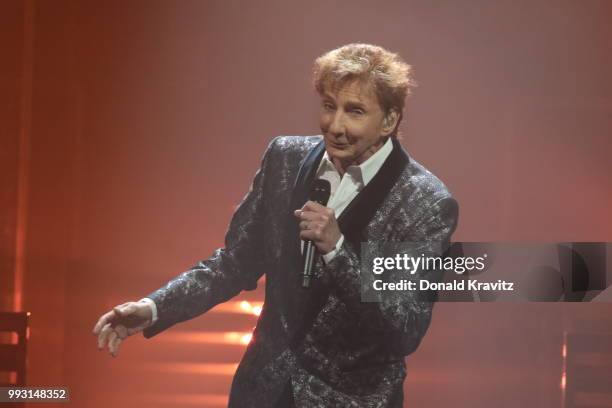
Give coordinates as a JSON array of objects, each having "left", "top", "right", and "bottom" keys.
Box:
[{"left": 328, "top": 149, "right": 354, "bottom": 162}]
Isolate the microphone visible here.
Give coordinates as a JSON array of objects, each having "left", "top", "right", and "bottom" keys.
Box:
[{"left": 302, "top": 179, "right": 331, "bottom": 288}]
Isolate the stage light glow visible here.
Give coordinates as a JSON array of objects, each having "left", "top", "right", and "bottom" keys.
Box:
[
  {"left": 240, "top": 333, "right": 252, "bottom": 345},
  {"left": 561, "top": 373, "right": 566, "bottom": 389},
  {"left": 157, "top": 331, "right": 254, "bottom": 345},
  {"left": 235, "top": 300, "right": 264, "bottom": 316},
  {"left": 151, "top": 362, "right": 238, "bottom": 376}
]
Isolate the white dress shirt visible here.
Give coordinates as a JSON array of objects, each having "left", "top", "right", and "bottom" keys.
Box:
[{"left": 143, "top": 137, "right": 394, "bottom": 324}]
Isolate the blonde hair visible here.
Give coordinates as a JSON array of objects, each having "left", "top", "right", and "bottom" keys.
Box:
[{"left": 313, "top": 43, "right": 416, "bottom": 124}]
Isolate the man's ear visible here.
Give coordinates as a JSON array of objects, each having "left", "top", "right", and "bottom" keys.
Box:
[{"left": 382, "top": 110, "right": 400, "bottom": 136}]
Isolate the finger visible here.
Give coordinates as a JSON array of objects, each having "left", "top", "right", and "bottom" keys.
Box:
[
  {"left": 93, "top": 310, "right": 117, "bottom": 335},
  {"left": 300, "top": 228, "right": 320, "bottom": 242},
  {"left": 110, "top": 333, "right": 122, "bottom": 357},
  {"left": 107, "top": 330, "right": 118, "bottom": 355},
  {"left": 296, "top": 210, "right": 320, "bottom": 222},
  {"left": 97, "top": 323, "right": 113, "bottom": 350},
  {"left": 302, "top": 200, "right": 327, "bottom": 212}
]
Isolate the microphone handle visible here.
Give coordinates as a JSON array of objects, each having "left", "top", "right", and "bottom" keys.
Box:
[{"left": 302, "top": 240, "right": 316, "bottom": 288}]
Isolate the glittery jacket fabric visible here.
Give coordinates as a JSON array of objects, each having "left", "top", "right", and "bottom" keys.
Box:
[{"left": 143, "top": 136, "right": 459, "bottom": 407}]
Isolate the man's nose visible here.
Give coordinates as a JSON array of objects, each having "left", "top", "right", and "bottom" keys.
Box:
[{"left": 328, "top": 112, "right": 345, "bottom": 136}]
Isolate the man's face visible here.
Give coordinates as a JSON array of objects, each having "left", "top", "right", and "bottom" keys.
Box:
[{"left": 319, "top": 80, "right": 392, "bottom": 169}]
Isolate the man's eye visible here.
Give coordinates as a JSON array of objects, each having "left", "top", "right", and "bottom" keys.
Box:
[
  {"left": 351, "top": 109, "right": 364, "bottom": 115},
  {"left": 323, "top": 103, "right": 335, "bottom": 110}
]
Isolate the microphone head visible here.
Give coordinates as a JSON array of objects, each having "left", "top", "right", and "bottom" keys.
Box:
[{"left": 309, "top": 179, "right": 331, "bottom": 206}]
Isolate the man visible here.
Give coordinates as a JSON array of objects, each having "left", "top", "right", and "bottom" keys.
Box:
[{"left": 93, "top": 43, "right": 458, "bottom": 407}]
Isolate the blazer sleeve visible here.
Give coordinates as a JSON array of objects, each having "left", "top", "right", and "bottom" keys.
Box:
[
  {"left": 142, "top": 138, "right": 279, "bottom": 338},
  {"left": 323, "top": 196, "right": 459, "bottom": 356}
]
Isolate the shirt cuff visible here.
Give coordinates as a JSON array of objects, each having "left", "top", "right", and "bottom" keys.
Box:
[
  {"left": 138, "top": 297, "right": 158, "bottom": 324},
  {"left": 322, "top": 234, "right": 345, "bottom": 264}
]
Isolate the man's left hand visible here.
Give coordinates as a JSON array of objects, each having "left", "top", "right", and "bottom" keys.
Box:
[{"left": 294, "top": 201, "right": 341, "bottom": 254}]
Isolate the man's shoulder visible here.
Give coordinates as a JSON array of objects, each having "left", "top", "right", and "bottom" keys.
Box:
[
  {"left": 399, "top": 155, "right": 455, "bottom": 205},
  {"left": 268, "top": 135, "right": 323, "bottom": 155},
  {"left": 390, "top": 155, "right": 459, "bottom": 235}
]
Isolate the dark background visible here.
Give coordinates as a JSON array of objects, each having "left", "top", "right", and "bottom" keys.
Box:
[{"left": 1, "top": 0, "right": 611, "bottom": 406}]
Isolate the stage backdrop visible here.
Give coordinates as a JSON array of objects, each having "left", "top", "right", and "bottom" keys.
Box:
[{"left": 2, "top": 1, "right": 612, "bottom": 407}]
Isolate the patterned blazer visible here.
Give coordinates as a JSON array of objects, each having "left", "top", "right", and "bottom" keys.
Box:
[{"left": 143, "top": 136, "right": 459, "bottom": 407}]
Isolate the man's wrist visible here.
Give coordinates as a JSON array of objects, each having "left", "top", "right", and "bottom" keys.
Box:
[
  {"left": 322, "top": 234, "right": 345, "bottom": 264},
  {"left": 138, "top": 297, "right": 158, "bottom": 324}
]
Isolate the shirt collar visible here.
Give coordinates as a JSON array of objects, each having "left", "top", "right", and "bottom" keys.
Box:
[{"left": 317, "top": 136, "right": 394, "bottom": 186}]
